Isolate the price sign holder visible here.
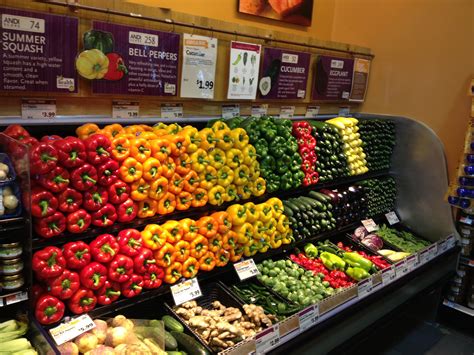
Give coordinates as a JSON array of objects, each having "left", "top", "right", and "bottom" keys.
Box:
[
  {"left": 446, "top": 234, "right": 456, "bottom": 249},
  {"left": 222, "top": 104, "right": 240, "bottom": 119},
  {"left": 255, "top": 323, "right": 280, "bottom": 354},
  {"left": 234, "top": 259, "right": 260, "bottom": 281},
  {"left": 361, "top": 219, "right": 378, "bottom": 232},
  {"left": 4, "top": 291, "right": 28, "bottom": 306},
  {"left": 251, "top": 104, "right": 268, "bottom": 118},
  {"left": 419, "top": 248, "right": 430, "bottom": 265},
  {"left": 395, "top": 260, "right": 407, "bottom": 279},
  {"left": 428, "top": 244, "right": 438, "bottom": 260},
  {"left": 305, "top": 106, "right": 320, "bottom": 118},
  {"left": 21, "top": 99, "right": 56, "bottom": 119},
  {"left": 381, "top": 266, "right": 396, "bottom": 286},
  {"left": 338, "top": 106, "right": 350, "bottom": 116},
  {"left": 298, "top": 304, "right": 319, "bottom": 332},
  {"left": 357, "top": 278, "right": 373, "bottom": 299},
  {"left": 279, "top": 106, "right": 295, "bottom": 118},
  {"left": 50, "top": 314, "right": 96, "bottom": 346},
  {"left": 171, "top": 278, "right": 202, "bottom": 306},
  {"left": 405, "top": 254, "right": 418, "bottom": 271},
  {"left": 385, "top": 211, "right": 400, "bottom": 225},
  {"left": 161, "top": 103, "right": 183, "bottom": 119},
  {"left": 112, "top": 101, "right": 139, "bottom": 119}
]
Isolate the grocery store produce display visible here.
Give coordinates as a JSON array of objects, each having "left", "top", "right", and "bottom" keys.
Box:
[
  {"left": 0, "top": 319, "right": 37, "bottom": 354},
  {"left": 358, "top": 119, "right": 395, "bottom": 171}
]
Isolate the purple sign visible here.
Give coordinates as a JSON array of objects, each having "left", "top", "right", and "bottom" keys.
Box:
[
  {"left": 91, "top": 22, "right": 180, "bottom": 96},
  {"left": 312, "top": 55, "right": 354, "bottom": 101},
  {"left": 258, "top": 48, "right": 310, "bottom": 99},
  {"left": 0, "top": 8, "right": 78, "bottom": 93}
]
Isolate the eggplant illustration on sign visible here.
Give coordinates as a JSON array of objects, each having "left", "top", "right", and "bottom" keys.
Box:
[{"left": 259, "top": 58, "right": 281, "bottom": 96}]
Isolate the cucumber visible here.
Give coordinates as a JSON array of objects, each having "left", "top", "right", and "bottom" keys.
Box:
[
  {"left": 165, "top": 331, "right": 178, "bottom": 350},
  {"left": 309, "top": 191, "right": 332, "bottom": 203},
  {"left": 285, "top": 200, "right": 300, "bottom": 213},
  {"left": 171, "top": 331, "right": 210, "bottom": 355},
  {"left": 282, "top": 201, "right": 294, "bottom": 217},
  {"left": 162, "top": 315, "right": 184, "bottom": 333},
  {"left": 293, "top": 198, "right": 312, "bottom": 210}
]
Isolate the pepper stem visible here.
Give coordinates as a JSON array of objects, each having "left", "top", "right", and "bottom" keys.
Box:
[
  {"left": 44, "top": 306, "right": 57, "bottom": 317},
  {"left": 39, "top": 200, "right": 49, "bottom": 216},
  {"left": 97, "top": 147, "right": 109, "bottom": 156}
]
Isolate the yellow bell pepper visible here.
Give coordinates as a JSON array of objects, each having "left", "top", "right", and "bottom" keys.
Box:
[
  {"left": 102, "top": 124, "right": 124, "bottom": 139},
  {"left": 230, "top": 128, "right": 249, "bottom": 149},
  {"left": 208, "top": 185, "right": 226, "bottom": 206},
  {"left": 243, "top": 202, "right": 259, "bottom": 223},
  {"left": 190, "top": 149, "right": 210, "bottom": 173},
  {"left": 270, "top": 237, "right": 283, "bottom": 249},
  {"left": 215, "top": 128, "right": 233, "bottom": 151},
  {"left": 217, "top": 166, "right": 234, "bottom": 187},
  {"left": 267, "top": 197, "right": 284, "bottom": 217},
  {"left": 225, "top": 184, "right": 238, "bottom": 202},
  {"left": 233, "top": 165, "right": 250, "bottom": 186},
  {"left": 234, "top": 222, "right": 254, "bottom": 244},
  {"left": 243, "top": 239, "right": 259, "bottom": 257},
  {"left": 225, "top": 149, "right": 243, "bottom": 169},
  {"left": 198, "top": 128, "right": 219, "bottom": 151},
  {"left": 131, "top": 178, "right": 150, "bottom": 201},
  {"left": 252, "top": 177, "right": 266, "bottom": 196},
  {"left": 277, "top": 214, "right": 290, "bottom": 233},
  {"left": 243, "top": 145, "right": 258, "bottom": 165},
  {"left": 141, "top": 224, "right": 167, "bottom": 250},
  {"left": 76, "top": 49, "right": 109, "bottom": 80},
  {"left": 199, "top": 165, "right": 217, "bottom": 190},
  {"left": 254, "top": 220, "right": 268, "bottom": 240},
  {"left": 236, "top": 185, "right": 252, "bottom": 200},
  {"left": 227, "top": 204, "right": 247, "bottom": 225},
  {"left": 211, "top": 120, "right": 229, "bottom": 132},
  {"left": 209, "top": 148, "right": 227, "bottom": 170},
  {"left": 265, "top": 218, "right": 277, "bottom": 236},
  {"left": 256, "top": 203, "right": 273, "bottom": 222},
  {"left": 249, "top": 161, "right": 261, "bottom": 179}
]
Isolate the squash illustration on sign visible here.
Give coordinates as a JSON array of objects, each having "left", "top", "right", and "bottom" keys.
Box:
[{"left": 76, "top": 30, "right": 128, "bottom": 81}]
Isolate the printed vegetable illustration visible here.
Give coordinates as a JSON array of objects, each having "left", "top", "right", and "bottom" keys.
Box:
[
  {"left": 251, "top": 53, "right": 257, "bottom": 66},
  {"left": 83, "top": 29, "right": 114, "bottom": 54},
  {"left": 243, "top": 52, "right": 248, "bottom": 66},
  {"left": 104, "top": 53, "right": 128, "bottom": 81},
  {"left": 76, "top": 49, "right": 110, "bottom": 80},
  {"left": 232, "top": 53, "right": 242, "bottom": 65},
  {"left": 259, "top": 77, "right": 271, "bottom": 96}
]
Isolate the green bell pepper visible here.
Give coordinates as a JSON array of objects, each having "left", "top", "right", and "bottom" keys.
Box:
[
  {"left": 287, "top": 139, "right": 299, "bottom": 154},
  {"left": 343, "top": 252, "right": 374, "bottom": 272},
  {"left": 83, "top": 29, "right": 114, "bottom": 54},
  {"left": 320, "top": 252, "right": 346, "bottom": 270},
  {"left": 276, "top": 155, "right": 291, "bottom": 173},
  {"left": 346, "top": 267, "right": 370, "bottom": 281},
  {"left": 280, "top": 171, "right": 293, "bottom": 190},
  {"left": 255, "top": 138, "right": 269, "bottom": 156}
]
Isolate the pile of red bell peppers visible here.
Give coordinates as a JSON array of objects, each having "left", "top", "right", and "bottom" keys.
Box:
[
  {"left": 292, "top": 121, "right": 319, "bottom": 186},
  {"left": 336, "top": 242, "right": 391, "bottom": 270},
  {"left": 33, "top": 229, "right": 163, "bottom": 325}
]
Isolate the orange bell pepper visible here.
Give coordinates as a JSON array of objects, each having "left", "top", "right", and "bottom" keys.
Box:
[
  {"left": 197, "top": 216, "right": 219, "bottom": 239},
  {"left": 191, "top": 188, "right": 208, "bottom": 208},
  {"left": 175, "top": 240, "right": 190, "bottom": 263},
  {"left": 131, "top": 178, "right": 150, "bottom": 201},
  {"left": 130, "top": 138, "right": 151, "bottom": 163},
  {"left": 119, "top": 157, "right": 143, "bottom": 183},
  {"left": 199, "top": 252, "right": 216, "bottom": 272},
  {"left": 102, "top": 123, "right": 123, "bottom": 139},
  {"left": 142, "top": 157, "right": 163, "bottom": 181},
  {"left": 190, "top": 235, "right": 208, "bottom": 259},
  {"left": 141, "top": 224, "right": 167, "bottom": 250},
  {"left": 208, "top": 234, "right": 223, "bottom": 253},
  {"left": 76, "top": 123, "right": 99, "bottom": 140},
  {"left": 211, "top": 211, "right": 232, "bottom": 234},
  {"left": 175, "top": 153, "right": 192, "bottom": 175},
  {"left": 164, "top": 262, "right": 182, "bottom": 284},
  {"left": 111, "top": 136, "right": 131, "bottom": 161},
  {"left": 181, "top": 218, "right": 200, "bottom": 241},
  {"left": 162, "top": 220, "right": 183, "bottom": 244},
  {"left": 222, "top": 230, "right": 237, "bottom": 251},
  {"left": 149, "top": 177, "right": 168, "bottom": 201},
  {"left": 139, "top": 131, "right": 157, "bottom": 141},
  {"left": 157, "top": 192, "right": 176, "bottom": 215},
  {"left": 162, "top": 157, "right": 176, "bottom": 179},
  {"left": 168, "top": 173, "right": 185, "bottom": 195},
  {"left": 198, "top": 128, "right": 219, "bottom": 151},
  {"left": 151, "top": 138, "right": 171, "bottom": 162},
  {"left": 137, "top": 198, "right": 157, "bottom": 218},
  {"left": 183, "top": 171, "right": 200, "bottom": 193},
  {"left": 166, "top": 134, "right": 187, "bottom": 157},
  {"left": 182, "top": 257, "right": 199, "bottom": 278},
  {"left": 215, "top": 249, "right": 229, "bottom": 267},
  {"left": 123, "top": 125, "right": 143, "bottom": 135},
  {"left": 229, "top": 246, "right": 244, "bottom": 262},
  {"left": 176, "top": 191, "right": 193, "bottom": 211},
  {"left": 154, "top": 243, "right": 176, "bottom": 268}
]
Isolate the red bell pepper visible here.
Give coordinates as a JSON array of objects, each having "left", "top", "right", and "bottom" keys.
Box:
[
  {"left": 97, "top": 159, "right": 119, "bottom": 186},
  {"left": 66, "top": 209, "right": 91, "bottom": 233},
  {"left": 68, "top": 288, "right": 97, "bottom": 315},
  {"left": 32, "top": 246, "right": 66, "bottom": 279},
  {"left": 104, "top": 53, "right": 128, "bottom": 80},
  {"left": 31, "top": 188, "right": 58, "bottom": 218},
  {"left": 84, "top": 134, "right": 112, "bottom": 165},
  {"left": 35, "top": 295, "right": 65, "bottom": 325},
  {"left": 83, "top": 187, "right": 108, "bottom": 212},
  {"left": 108, "top": 180, "right": 130, "bottom": 204},
  {"left": 79, "top": 261, "right": 107, "bottom": 290},
  {"left": 108, "top": 254, "right": 134, "bottom": 283},
  {"left": 304, "top": 135, "right": 316, "bottom": 150},
  {"left": 91, "top": 203, "right": 117, "bottom": 227},
  {"left": 116, "top": 198, "right": 137, "bottom": 223},
  {"left": 143, "top": 264, "right": 164, "bottom": 289},
  {"left": 41, "top": 135, "right": 62, "bottom": 142},
  {"left": 47, "top": 269, "right": 80, "bottom": 300},
  {"left": 292, "top": 121, "right": 312, "bottom": 137},
  {"left": 58, "top": 188, "right": 83, "bottom": 213},
  {"left": 38, "top": 166, "right": 70, "bottom": 193},
  {"left": 63, "top": 241, "right": 91, "bottom": 270},
  {"left": 96, "top": 280, "right": 121, "bottom": 305},
  {"left": 90, "top": 234, "right": 119, "bottom": 263},
  {"left": 3, "top": 124, "right": 30, "bottom": 140},
  {"left": 70, "top": 164, "right": 98, "bottom": 191},
  {"left": 133, "top": 248, "right": 156, "bottom": 274},
  {"left": 121, "top": 274, "right": 143, "bottom": 298},
  {"left": 31, "top": 284, "right": 46, "bottom": 306},
  {"left": 299, "top": 146, "right": 316, "bottom": 161},
  {"left": 34, "top": 211, "right": 66, "bottom": 239},
  {"left": 53, "top": 136, "right": 87, "bottom": 168},
  {"left": 309, "top": 171, "right": 319, "bottom": 184},
  {"left": 301, "top": 160, "right": 316, "bottom": 174},
  {"left": 30, "top": 142, "right": 58, "bottom": 175},
  {"left": 117, "top": 228, "right": 143, "bottom": 257}
]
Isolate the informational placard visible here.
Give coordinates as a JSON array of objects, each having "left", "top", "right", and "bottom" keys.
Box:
[
  {"left": 357, "top": 278, "right": 373, "bottom": 299},
  {"left": 170, "top": 278, "right": 202, "bottom": 306},
  {"left": 428, "top": 243, "right": 438, "bottom": 260},
  {"left": 419, "top": 248, "right": 430, "bottom": 264},
  {"left": 161, "top": 103, "right": 183, "bottom": 119},
  {"left": 312, "top": 56, "right": 354, "bottom": 101},
  {"left": 112, "top": 100, "right": 139, "bottom": 119},
  {"left": 21, "top": 99, "right": 56, "bottom": 119},
  {"left": 381, "top": 266, "right": 396, "bottom": 286},
  {"left": 446, "top": 234, "right": 456, "bottom": 249},
  {"left": 258, "top": 48, "right": 310, "bottom": 99},
  {"left": 279, "top": 105, "right": 295, "bottom": 118},
  {"left": 255, "top": 323, "right": 280, "bottom": 354},
  {"left": 4, "top": 290, "right": 28, "bottom": 305},
  {"left": 350, "top": 58, "right": 371, "bottom": 102},
  {"left": 222, "top": 104, "right": 240, "bottom": 118},
  {"left": 50, "top": 314, "right": 96, "bottom": 346},
  {"left": 180, "top": 34, "right": 217, "bottom": 99},
  {"left": 385, "top": 211, "right": 400, "bottom": 225},
  {"left": 234, "top": 259, "right": 260, "bottom": 280},
  {"left": 89, "top": 22, "right": 179, "bottom": 96},
  {"left": 405, "top": 254, "right": 418, "bottom": 271},
  {"left": 227, "top": 41, "right": 261, "bottom": 100},
  {"left": 361, "top": 219, "right": 378, "bottom": 232},
  {"left": 298, "top": 304, "right": 319, "bottom": 332},
  {"left": 251, "top": 104, "right": 268, "bottom": 118},
  {"left": 395, "top": 260, "right": 407, "bottom": 278},
  {"left": 0, "top": 8, "right": 78, "bottom": 93},
  {"left": 338, "top": 106, "right": 351, "bottom": 116},
  {"left": 305, "top": 105, "right": 320, "bottom": 118},
  {"left": 437, "top": 239, "right": 447, "bottom": 255}
]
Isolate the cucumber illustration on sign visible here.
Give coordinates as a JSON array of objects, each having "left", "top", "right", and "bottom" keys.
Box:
[{"left": 259, "top": 58, "right": 281, "bottom": 96}]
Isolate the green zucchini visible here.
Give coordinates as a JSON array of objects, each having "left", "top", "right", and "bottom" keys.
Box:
[
  {"left": 162, "top": 315, "right": 184, "bottom": 333},
  {"left": 165, "top": 331, "right": 178, "bottom": 350},
  {"left": 285, "top": 200, "right": 300, "bottom": 213},
  {"left": 171, "top": 331, "right": 210, "bottom": 355}
]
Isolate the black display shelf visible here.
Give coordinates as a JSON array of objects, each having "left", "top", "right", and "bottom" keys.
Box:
[{"left": 0, "top": 216, "right": 26, "bottom": 233}]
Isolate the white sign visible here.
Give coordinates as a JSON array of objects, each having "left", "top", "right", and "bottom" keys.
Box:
[
  {"left": 161, "top": 104, "right": 183, "bottom": 119},
  {"left": 419, "top": 248, "right": 430, "bottom": 264},
  {"left": 279, "top": 106, "right": 295, "bottom": 118},
  {"left": 227, "top": 41, "right": 261, "bottom": 100},
  {"left": 234, "top": 259, "right": 260, "bottom": 281},
  {"left": 222, "top": 104, "right": 240, "bottom": 118},
  {"left": 395, "top": 260, "right": 407, "bottom": 278},
  {"left": 381, "top": 266, "right": 396, "bottom": 286},
  {"left": 180, "top": 34, "right": 218, "bottom": 99},
  {"left": 251, "top": 104, "right": 268, "bottom": 118},
  {"left": 446, "top": 234, "right": 456, "bottom": 249},
  {"left": 255, "top": 323, "right": 280, "bottom": 354},
  {"left": 56, "top": 77, "right": 75, "bottom": 91},
  {"left": 428, "top": 244, "right": 438, "bottom": 260},
  {"left": 361, "top": 219, "right": 378, "bottom": 232},
  {"left": 170, "top": 278, "right": 202, "bottom": 306},
  {"left": 405, "top": 254, "right": 418, "bottom": 271},
  {"left": 4, "top": 291, "right": 28, "bottom": 306},
  {"left": 298, "top": 304, "right": 319, "bottom": 332},
  {"left": 338, "top": 106, "right": 350, "bottom": 116},
  {"left": 1, "top": 14, "right": 45, "bottom": 33},
  {"left": 305, "top": 106, "right": 320, "bottom": 118},
  {"left": 50, "top": 314, "right": 96, "bottom": 346},
  {"left": 357, "top": 278, "right": 373, "bottom": 299},
  {"left": 21, "top": 99, "right": 56, "bottom": 119},
  {"left": 112, "top": 101, "right": 139, "bottom": 119},
  {"left": 385, "top": 211, "right": 400, "bottom": 225},
  {"left": 128, "top": 31, "right": 159, "bottom": 47}
]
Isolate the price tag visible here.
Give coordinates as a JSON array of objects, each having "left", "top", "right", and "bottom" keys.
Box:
[
  {"left": 251, "top": 104, "right": 268, "bottom": 118},
  {"left": 161, "top": 104, "right": 183, "bottom": 119},
  {"left": 21, "top": 99, "right": 56, "bottom": 119},
  {"left": 361, "top": 219, "right": 378, "bottom": 232},
  {"left": 222, "top": 104, "right": 240, "bottom": 119},
  {"left": 395, "top": 260, "right": 407, "bottom": 278},
  {"left": 437, "top": 240, "right": 447, "bottom": 255},
  {"left": 50, "top": 314, "right": 96, "bottom": 346},
  {"left": 446, "top": 234, "right": 456, "bottom": 249},
  {"left": 419, "top": 248, "right": 430, "bottom": 264},
  {"left": 112, "top": 101, "right": 139, "bottom": 119},
  {"left": 381, "top": 266, "right": 396, "bottom": 286},
  {"left": 305, "top": 106, "right": 320, "bottom": 118},
  {"left": 298, "top": 304, "right": 319, "bottom": 332},
  {"left": 255, "top": 323, "right": 280, "bottom": 354},
  {"left": 234, "top": 259, "right": 260, "bottom": 281},
  {"left": 385, "top": 211, "right": 400, "bottom": 225},
  {"left": 338, "top": 106, "right": 350, "bottom": 116},
  {"left": 357, "top": 278, "right": 373, "bottom": 299},
  {"left": 405, "top": 254, "right": 418, "bottom": 271},
  {"left": 0, "top": 298, "right": 4, "bottom": 307},
  {"left": 279, "top": 106, "right": 295, "bottom": 118},
  {"left": 428, "top": 244, "right": 438, "bottom": 260},
  {"left": 4, "top": 291, "right": 28, "bottom": 306},
  {"left": 459, "top": 216, "right": 473, "bottom": 225},
  {"left": 170, "top": 278, "right": 202, "bottom": 306}
]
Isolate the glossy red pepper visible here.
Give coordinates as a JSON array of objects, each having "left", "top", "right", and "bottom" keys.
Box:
[
  {"left": 104, "top": 53, "right": 128, "bottom": 80},
  {"left": 292, "top": 121, "right": 312, "bottom": 137},
  {"left": 70, "top": 164, "right": 98, "bottom": 191},
  {"left": 83, "top": 187, "right": 108, "bottom": 212},
  {"left": 79, "top": 262, "right": 107, "bottom": 290},
  {"left": 34, "top": 211, "right": 66, "bottom": 238},
  {"left": 58, "top": 188, "right": 83, "bottom": 214},
  {"left": 35, "top": 295, "right": 65, "bottom": 325},
  {"left": 96, "top": 280, "right": 121, "bottom": 305},
  {"left": 38, "top": 166, "right": 70, "bottom": 193},
  {"left": 3, "top": 124, "right": 30, "bottom": 141},
  {"left": 121, "top": 274, "right": 143, "bottom": 298},
  {"left": 32, "top": 246, "right": 66, "bottom": 279},
  {"left": 116, "top": 198, "right": 137, "bottom": 223},
  {"left": 97, "top": 159, "right": 119, "bottom": 186},
  {"left": 142, "top": 264, "right": 164, "bottom": 289},
  {"left": 90, "top": 234, "right": 119, "bottom": 263},
  {"left": 107, "top": 180, "right": 130, "bottom": 204},
  {"left": 301, "top": 160, "right": 316, "bottom": 174},
  {"left": 31, "top": 188, "right": 58, "bottom": 218},
  {"left": 91, "top": 203, "right": 117, "bottom": 228},
  {"left": 41, "top": 135, "right": 62, "bottom": 142},
  {"left": 66, "top": 209, "right": 91, "bottom": 233},
  {"left": 299, "top": 146, "right": 316, "bottom": 161},
  {"left": 53, "top": 137, "right": 86, "bottom": 168},
  {"left": 117, "top": 228, "right": 143, "bottom": 257},
  {"left": 84, "top": 134, "right": 112, "bottom": 165},
  {"left": 133, "top": 248, "right": 156, "bottom": 274},
  {"left": 68, "top": 288, "right": 97, "bottom": 315},
  {"left": 63, "top": 241, "right": 91, "bottom": 270},
  {"left": 47, "top": 269, "right": 80, "bottom": 300},
  {"left": 108, "top": 254, "right": 134, "bottom": 283},
  {"left": 30, "top": 142, "right": 58, "bottom": 175}
]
